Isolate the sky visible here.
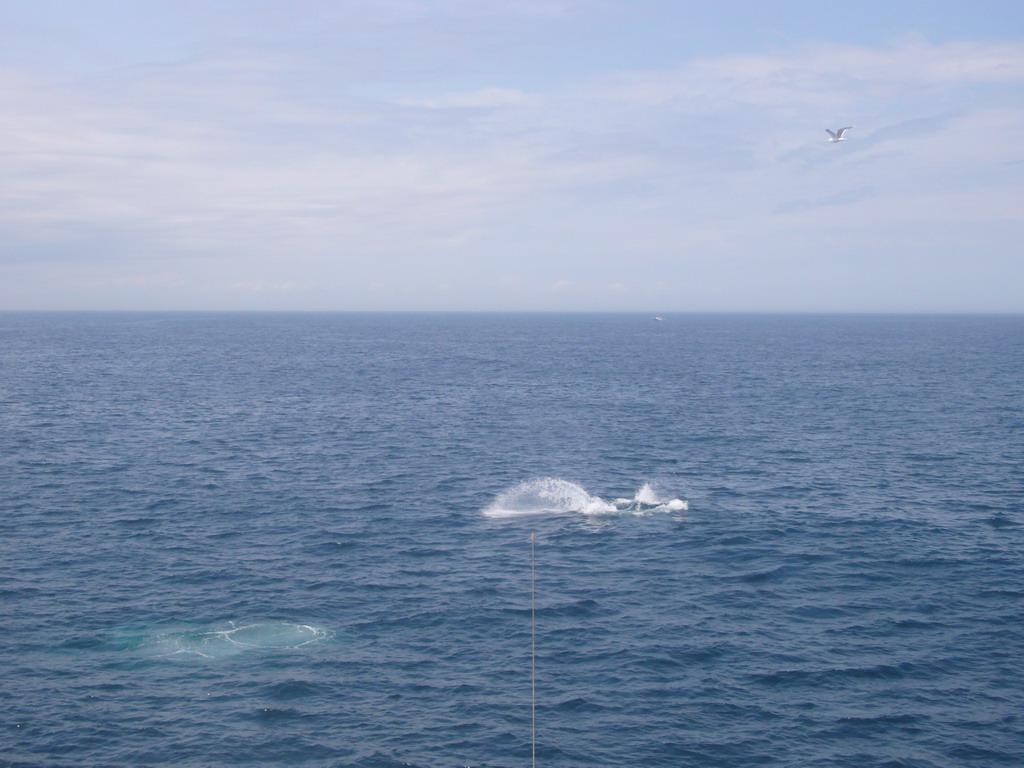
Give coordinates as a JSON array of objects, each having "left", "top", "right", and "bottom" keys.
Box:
[{"left": 2, "top": 0, "right": 1022, "bottom": 312}]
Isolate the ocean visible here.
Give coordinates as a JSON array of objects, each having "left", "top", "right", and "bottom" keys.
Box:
[{"left": 1, "top": 312, "right": 1021, "bottom": 768}]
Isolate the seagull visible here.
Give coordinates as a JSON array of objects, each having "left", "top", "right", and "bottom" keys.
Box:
[{"left": 826, "top": 126, "right": 854, "bottom": 142}]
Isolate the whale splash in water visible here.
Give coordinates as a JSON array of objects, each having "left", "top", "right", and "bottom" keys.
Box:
[
  {"left": 122, "top": 620, "right": 330, "bottom": 660},
  {"left": 482, "top": 478, "right": 687, "bottom": 519}
]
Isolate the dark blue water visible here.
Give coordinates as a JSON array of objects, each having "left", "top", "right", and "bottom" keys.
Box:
[{"left": 1, "top": 313, "right": 1022, "bottom": 768}]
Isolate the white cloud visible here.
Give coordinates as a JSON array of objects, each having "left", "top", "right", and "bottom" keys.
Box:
[
  {"left": 398, "top": 88, "right": 532, "bottom": 110},
  {"left": 595, "top": 40, "right": 1024, "bottom": 107}
]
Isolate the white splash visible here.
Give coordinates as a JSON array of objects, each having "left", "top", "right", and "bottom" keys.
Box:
[
  {"left": 128, "top": 620, "right": 330, "bottom": 660},
  {"left": 483, "top": 478, "right": 687, "bottom": 518},
  {"left": 612, "top": 482, "right": 688, "bottom": 514}
]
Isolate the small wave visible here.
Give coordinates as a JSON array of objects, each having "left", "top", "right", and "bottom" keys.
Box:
[
  {"left": 554, "top": 696, "right": 606, "bottom": 712},
  {"left": 124, "top": 620, "right": 330, "bottom": 660},
  {"left": 482, "top": 478, "right": 687, "bottom": 518},
  {"left": 753, "top": 661, "right": 922, "bottom": 687}
]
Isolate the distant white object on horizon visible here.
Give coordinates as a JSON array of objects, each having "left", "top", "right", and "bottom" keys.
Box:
[
  {"left": 655, "top": 317, "right": 664, "bottom": 321},
  {"left": 826, "top": 126, "right": 854, "bottom": 142}
]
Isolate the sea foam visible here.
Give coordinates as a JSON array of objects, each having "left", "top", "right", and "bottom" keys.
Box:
[{"left": 482, "top": 478, "right": 687, "bottom": 518}]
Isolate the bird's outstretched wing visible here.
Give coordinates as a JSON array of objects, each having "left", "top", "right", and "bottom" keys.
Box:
[
  {"left": 836, "top": 126, "right": 853, "bottom": 138},
  {"left": 826, "top": 129, "right": 838, "bottom": 138}
]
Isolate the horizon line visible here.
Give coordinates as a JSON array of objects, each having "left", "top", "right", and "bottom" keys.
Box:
[{"left": 2, "top": 309, "right": 1022, "bottom": 317}]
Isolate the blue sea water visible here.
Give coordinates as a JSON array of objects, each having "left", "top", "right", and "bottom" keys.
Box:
[{"left": 1, "top": 312, "right": 1022, "bottom": 768}]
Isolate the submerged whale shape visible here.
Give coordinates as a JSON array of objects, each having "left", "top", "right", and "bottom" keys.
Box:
[{"left": 123, "top": 620, "right": 329, "bottom": 659}]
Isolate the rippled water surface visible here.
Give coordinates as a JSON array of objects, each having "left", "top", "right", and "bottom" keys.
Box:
[{"left": 1, "top": 313, "right": 1022, "bottom": 768}]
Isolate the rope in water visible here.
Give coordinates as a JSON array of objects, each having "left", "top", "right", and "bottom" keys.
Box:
[{"left": 531, "top": 532, "right": 537, "bottom": 768}]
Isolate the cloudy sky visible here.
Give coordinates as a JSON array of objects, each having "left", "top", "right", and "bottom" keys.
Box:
[{"left": 2, "top": 0, "right": 1022, "bottom": 311}]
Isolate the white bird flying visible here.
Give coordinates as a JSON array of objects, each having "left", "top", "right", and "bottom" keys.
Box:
[{"left": 826, "top": 126, "right": 854, "bottom": 142}]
